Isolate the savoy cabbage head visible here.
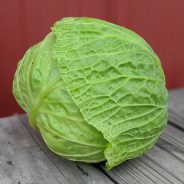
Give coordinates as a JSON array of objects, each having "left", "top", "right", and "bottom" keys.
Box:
[{"left": 13, "top": 17, "right": 168, "bottom": 169}]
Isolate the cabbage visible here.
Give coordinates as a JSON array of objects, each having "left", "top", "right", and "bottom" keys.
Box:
[{"left": 13, "top": 17, "right": 168, "bottom": 169}]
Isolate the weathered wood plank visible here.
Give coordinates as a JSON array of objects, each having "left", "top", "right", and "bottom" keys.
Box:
[
  {"left": 18, "top": 115, "right": 114, "bottom": 184},
  {"left": 99, "top": 88, "right": 184, "bottom": 184},
  {"left": 100, "top": 143, "right": 184, "bottom": 184},
  {"left": 1, "top": 88, "right": 184, "bottom": 184},
  {"left": 159, "top": 124, "right": 184, "bottom": 160},
  {"left": 19, "top": 114, "right": 184, "bottom": 184},
  {"left": 169, "top": 88, "right": 184, "bottom": 129},
  {"left": 0, "top": 116, "right": 69, "bottom": 184},
  {"left": 99, "top": 125, "right": 184, "bottom": 184},
  {"left": 163, "top": 124, "right": 184, "bottom": 149},
  {"left": 0, "top": 115, "right": 114, "bottom": 184},
  {"left": 146, "top": 145, "right": 184, "bottom": 181}
]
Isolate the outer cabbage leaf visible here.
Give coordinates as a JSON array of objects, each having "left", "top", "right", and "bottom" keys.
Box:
[
  {"left": 52, "top": 17, "right": 168, "bottom": 169},
  {"left": 13, "top": 33, "right": 108, "bottom": 163}
]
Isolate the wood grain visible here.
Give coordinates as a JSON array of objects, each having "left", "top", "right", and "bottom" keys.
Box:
[
  {"left": 168, "top": 88, "right": 184, "bottom": 130},
  {"left": 100, "top": 140, "right": 184, "bottom": 184},
  {"left": 99, "top": 88, "right": 184, "bottom": 184},
  {"left": 0, "top": 115, "right": 114, "bottom": 184},
  {"left": 19, "top": 114, "right": 184, "bottom": 184},
  {"left": 0, "top": 89, "right": 184, "bottom": 184},
  {"left": 18, "top": 115, "right": 114, "bottom": 184}
]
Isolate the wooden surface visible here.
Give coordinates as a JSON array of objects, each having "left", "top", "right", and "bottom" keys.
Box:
[{"left": 0, "top": 89, "right": 184, "bottom": 184}]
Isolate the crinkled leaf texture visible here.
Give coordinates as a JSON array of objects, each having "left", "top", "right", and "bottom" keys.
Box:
[{"left": 13, "top": 17, "right": 168, "bottom": 169}]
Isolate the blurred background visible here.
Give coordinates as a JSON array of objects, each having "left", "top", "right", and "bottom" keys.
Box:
[{"left": 0, "top": 0, "right": 184, "bottom": 117}]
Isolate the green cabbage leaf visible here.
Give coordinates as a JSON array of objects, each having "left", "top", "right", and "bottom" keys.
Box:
[{"left": 13, "top": 17, "right": 168, "bottom": 169}]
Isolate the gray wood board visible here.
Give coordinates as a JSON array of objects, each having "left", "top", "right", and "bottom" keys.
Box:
[
  {"left": 98, "top": 88, "right": 184, "bottom": 184},
  {"left": 19, "top": 114, "right": 184, "bottom": 184},
  {"left": 0, "top": 88, "right": 184, "bottom": 184},
  {"left": 0, "top": 115, "right": 114, "bottom": 184},
  {"left": 100, "top": 124, "right": 184, "bottom": 184},
  {"left": 169, "top": 88, "right": 184, "bottom": 130}
]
